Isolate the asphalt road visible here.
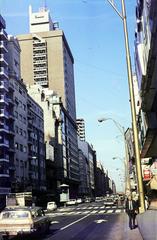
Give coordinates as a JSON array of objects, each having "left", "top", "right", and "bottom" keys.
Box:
[
  {"left": 3, "top": 201, "right": 127, "bottom": 240},
  {"left": 44, "top": 201, "right": 126, "bottom": 240}
]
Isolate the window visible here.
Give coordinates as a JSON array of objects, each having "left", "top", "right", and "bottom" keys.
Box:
[
  {"left": 23, "top": 117, "right": 26, "bottom": 124},
  {"left": 15, "top": 142, "right": 18, "bottom": 149},
  {"left": 15, "top": 126, "right": 18, "bottom": 134},
  {"left": 19, "top": 128, "right": 22, "bottom": 136},
  {"left": 23, "top": 146, "right": 27, "bottom": 153},
  {"left": 14, "top": 111, "right": 18, "bottom": 118},
  {"left": 20, "top": 144, "right": 23, "bottom": 152},
  {"left": 23, "top": 104, "right": 26, "bottom": 111},
  {"left": 19, "top": 88, "right": 22, "bottom": 95},
  {"left": 19, "top": 114, "right": 22, "bottom": 121},
  {"left": 23, "top": 130, "right": 26, "bottom": 138}
]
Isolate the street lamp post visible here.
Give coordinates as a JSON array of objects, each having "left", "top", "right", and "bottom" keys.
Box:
[
  {"left": 106, "top": 0, "right": 145, "bottom": 212},
  {"left": 113, "top": 157, "right": 128, "bottom": 192},
  {"left": 98, "top": 117, "right": 130, "bottom": 193}
]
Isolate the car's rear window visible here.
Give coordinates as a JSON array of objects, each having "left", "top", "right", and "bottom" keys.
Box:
[{"left": 2, "top": 211, "right": 29, "bottom": 219}]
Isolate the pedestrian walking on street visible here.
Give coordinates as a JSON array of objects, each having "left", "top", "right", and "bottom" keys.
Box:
[
  {"left": 125, "top": 195, "right": 138, "bottom": 230},
  {"left": 137, "top": 189, "right": 157, "bottom": 240}
]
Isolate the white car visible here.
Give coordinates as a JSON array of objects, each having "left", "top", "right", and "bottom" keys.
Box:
[
  {"left": 66, "top": 199, "right": 77, "bottom": 206},
  {"left": 95, "top": 197, "right": 104, "bottom": 202},
  {"left": 104, "top": 198, "right": 114, "bottom": 207},
  {"left": 0, "top": 206, "right": 50, "bottom": 238},
  {"left": 47, "top": 202, "right": 57, "bottom": 212},
  {"left": 76, "top": 198, "right": 83, "bottom": 204}
]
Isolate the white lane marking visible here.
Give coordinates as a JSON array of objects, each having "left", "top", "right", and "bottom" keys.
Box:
[
  {"left": 75, "top": 212, "right": 82, "bottom": 214},
  {"left": 99, "top": 210, "right": 106, "bottom": 214},
  {"left": 60, "top": 213, "right": 91, "bottom": 231},
  {"left": 106, "top": 206, "right": 110, "bottom": 209},
  {"left": 115, "top": 210, "right": 121, "bottom": 213},
  {"left": 100, "top": 206, "right": 104, "bottom": 209},
  {"left": 94, "top": 207, "right": 99, "bottom": 209},
  {"left": 107, "top": 210, "right": 113, "bottom": 213},
  {"left": 95, "top": 219, "right": 108, "bottom": 224},
  {"left": 91, "top": 210, "right": 98, "bottom": 214},
  {"left": 76, "top": 208, "right": 81, "bottom": 210},
  {"left": 88, "top": 207, "right": 93, "bottom": 209},
  {"left": 51, "top": 221, "right": 59, "bottom": 224},
  {"left": 83, "top": 211, "right": 90, "bottom": 214}
]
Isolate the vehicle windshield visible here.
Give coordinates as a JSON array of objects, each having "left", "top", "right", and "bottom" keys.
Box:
[{"left": 1, "top": 211, "right": 29, "bottom": 219}]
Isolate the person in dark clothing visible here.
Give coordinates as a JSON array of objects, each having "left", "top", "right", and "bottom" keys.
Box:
[
  {"left": 137, "top": 189, "right": 157, "bottom": 240},
  {"left": 125, "top": 195, "right": 138, "bottom": 230}
]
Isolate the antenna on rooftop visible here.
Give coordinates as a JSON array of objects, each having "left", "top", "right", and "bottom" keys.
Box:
[{"left": 40, "top": 0, "right": 47, "bottom": 12}]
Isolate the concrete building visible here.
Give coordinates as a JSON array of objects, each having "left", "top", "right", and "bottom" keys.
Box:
[
  {"left": 76, "top": 118, "right": 86, "bottom": 141},
  {"left": 27, "top": 85, "right": 79, "bottom": 201},
  {"left": 6, "top": 35, "right": 46, "bottom": 194},
  {"left": 135, "top": 0, "right": 157, "bottom": 158},
  {"left": 17, "top": 5, "right": 76, "bottom": 121},
  {"left": 78, "top": 139, "right": 95, "bottom": 198},
  {"left": 0, "top": 15, "right": 14, "bottom": 208},
  {"left": 27, "top": 95, "right": 46, "bottom": 193},
  {"left": 95, "top": 161, "right": 107, "bottom": 197}
]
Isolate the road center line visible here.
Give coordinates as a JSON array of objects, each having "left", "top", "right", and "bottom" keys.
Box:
[{"left": 60, "top": 213, "right": 91, "bottom": 231}]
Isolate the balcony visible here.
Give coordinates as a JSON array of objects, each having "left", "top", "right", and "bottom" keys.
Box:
[
  {"left": 0, "top": 67, "right": 8, "bottom": 79},
  {"left": 0, "top": 54, "right": 8, "bottom": 67},
  {"left": 140, "top": 111, "right": 157, "bottom": 158},
  {"left": 0, "top": 138, "right": 9, "bottom": 147},
  {"left": 0, "top": 109, "right": 9, "bottom": 118},
  {"left": 0, "top": 41, "right": 8, "bottom": 54},
  {"left": 0, "top": 174, "right": 9, "bottom": 178},
  {"left": 0, "top": 80, "right": 9, "bottom": 91},
  {"left": 0, "top": 123, "right": 9, "bottom": 133},
  {"left": 0, "top": 154, "right": 9, "bottom": 162},
  {"left": 8, "top": 111, "right": 15, "bottom": 120},
  {"left": 0, "top": 188, "right": 11, "bottom": 194},
  {"left": 0, "top": 29, "right": 7, "bottom": 41},
  {"left": 0, "top": 95, "right": 9, "bottom": 105}
]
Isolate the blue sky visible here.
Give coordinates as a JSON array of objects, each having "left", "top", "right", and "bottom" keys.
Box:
[{"left": 0, "top": 0, "right": 137, "bottom": 191}]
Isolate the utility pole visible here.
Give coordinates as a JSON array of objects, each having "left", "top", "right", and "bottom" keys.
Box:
[{"left": 107, "top": 0, "right": 145, "bottom": 212}]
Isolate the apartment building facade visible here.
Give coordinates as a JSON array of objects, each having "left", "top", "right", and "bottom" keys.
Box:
[
  {"left": 0, "top": 15, "right": 14, "bottom": 208},
  {"left": 135, "top": 0, "right": 157, "bottom": 158},
  {"left": 6, "top": 35, "right": 46, "bottom": 194}
]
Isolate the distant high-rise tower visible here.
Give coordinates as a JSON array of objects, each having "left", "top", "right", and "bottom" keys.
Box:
[
  {"left": 77, "top": 119, "right": 86, "bottom": 141},
  {"left": 17, "top": 6, "right": 76, "bottom": 121}
]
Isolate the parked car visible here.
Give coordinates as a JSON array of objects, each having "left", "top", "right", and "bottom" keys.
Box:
[
  {"left": 66, "top": 199, "right": 77, "bottom": 206},
  {"left": 46, "top": 202, "right": 57, "bottom": 212},
  {"left": 0, "top": 206, "right": 50, "bottom": 238},
  {"left": 104, "top": 198, "right": 115, "bottom": 207}
]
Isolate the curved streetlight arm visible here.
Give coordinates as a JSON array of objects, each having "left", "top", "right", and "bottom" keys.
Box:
[
  {"left": 106, "top": 0, "right": 123, "bottom": 20},
  {"left": 98, "top": 117, "right": 124, "bottom": 135}
]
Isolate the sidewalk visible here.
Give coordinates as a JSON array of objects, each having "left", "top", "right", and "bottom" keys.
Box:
[{"left": 107, "top": 212, "right": 143, "bottom": 240}]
